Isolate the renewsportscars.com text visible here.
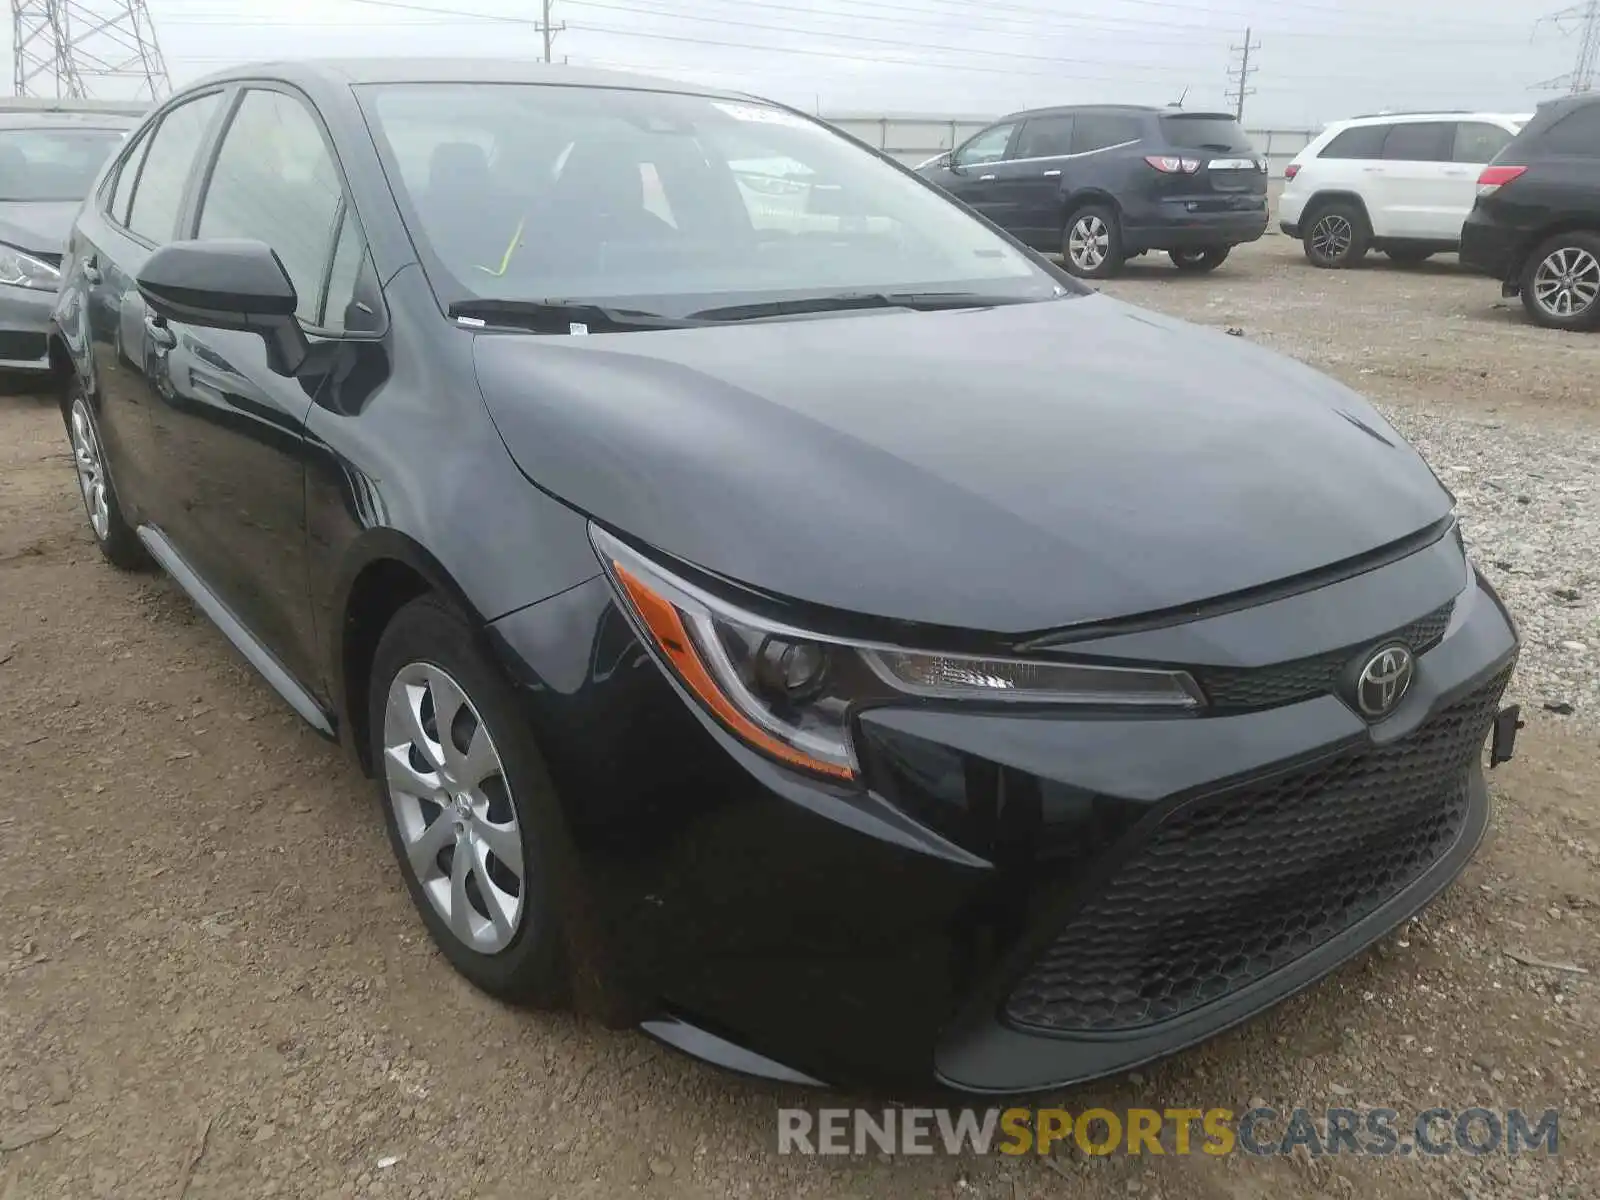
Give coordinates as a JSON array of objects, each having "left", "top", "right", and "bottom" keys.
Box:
[{"left": 777, "top": 1106, "right": 1561, "bottom": 1159}]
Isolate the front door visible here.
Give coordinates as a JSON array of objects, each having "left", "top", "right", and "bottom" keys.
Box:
[
  {"left": 138, "top": 85, "right": 354, "bottom": 695},
  {"left": 932, "top": 121, "right": 1020, "bottom": 228}
]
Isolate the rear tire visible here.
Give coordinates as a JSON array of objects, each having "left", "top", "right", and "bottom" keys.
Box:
[
  {"left": 370, "top": 595, "right": 569, "bottom": 1006},
  {"left": 1302, "top": 203, "right": 1369, "bottom": 269},
  {"left": 1061, "top": 204, "right": 1124, "bottom": 280},
  {"left": 1169, "top": 247, "right": 1231, "bottom": 273},
  {"left": 1519, "top": 231, "right": 1600, "bottom": 332},
  {"left": 63, "top": 385, "right": 148, "bottom": 571}
]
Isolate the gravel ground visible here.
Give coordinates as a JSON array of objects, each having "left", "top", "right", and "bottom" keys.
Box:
[{"left": 1, "top": 236, "right": 1596, "bottom": 1200}]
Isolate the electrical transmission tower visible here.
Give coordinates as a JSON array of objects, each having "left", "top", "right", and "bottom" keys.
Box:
[
  {"left": 1226, "top": 27, "right": 1260, "bottom": 121},
  {"left": 12, "top": 0, "right": 170, "bottom": 100},
  {"left": 1535, "top": 1, "right": 1600, "bottom": 94}
]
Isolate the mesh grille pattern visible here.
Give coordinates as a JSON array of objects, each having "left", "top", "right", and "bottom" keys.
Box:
[
  {"left": 1196, "top": 600, "right": 1456, "bottom": 711},
  {"left": 1004, "top": 667, "right": 1510, "bottom": 1035}
]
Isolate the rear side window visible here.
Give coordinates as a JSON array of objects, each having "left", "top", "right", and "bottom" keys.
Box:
[
  {"left": 1072, "top": 114, "right": 1143, "bottom": 154},
  {"left": 108, "top": 127, "right": 151, "bottom": 225},
  {"left": 1015, "top": 115, "right": 1075, "bottom": 159},
  {"left": 1381, "top": 122, "right": 1453, "bottom": 163},
  {"left": 1453, "top": 122, "right": 1514, "bottom": 164},
  {"left": 1319, "top": 124, "right": 1390, "bottom": 159},
  {"left": 1160, "top": 115, "right": 1253, "bottom": 152},
  {"left": 1534, "top": 104, "right": 1600, "bottom": 156},
  {"left": 196, "top": 88, "right": 347, "bottom": 326},
  {"left": 127, "top": 91, "right": 224, "bottom": 243}
]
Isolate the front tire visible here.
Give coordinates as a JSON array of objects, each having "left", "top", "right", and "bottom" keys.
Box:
[
  {"left": 1061, "top": 205, "right": 1124, "bottom": 279},
  {"left": 370, "top": 595, "right": 567, "bottom": 1006},
  {"left": 1169, "top": 247, "right": 1231, "bottom": 273},
  {"left": 1302, "top": 203, "right": 1369, "bottom": 269},
  {"left": 65, "top": 388, "right": 147, "bottom": 570},
  {"left": 1520, "top": 232, "right": 1600, "bottom": 331}
]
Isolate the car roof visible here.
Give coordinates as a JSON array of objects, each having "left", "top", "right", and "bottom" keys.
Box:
[
  {"left": 0, "top": 109, "right": 143, "bottom": 131},
  {"left": 181, "top": 57, "right": 750, "bottom": 101},
  {"left": 1329, "top": 110, "right": 1531, "bottom": 128},
  {"left": 996, "top": 103, "right": 1166, "bottom": 121}
]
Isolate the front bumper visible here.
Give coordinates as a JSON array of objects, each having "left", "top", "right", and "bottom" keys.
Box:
[
  {"left": 487, "top": 532, "right": 1518, "bottom": 1095},
  {"left": 0, "top": 284, "right": 58, "bottom": 373}
]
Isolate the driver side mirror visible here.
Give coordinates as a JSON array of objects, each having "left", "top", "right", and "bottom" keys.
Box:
[
  {"left": 944, "top": 152, "right": 964, "bottom": 175},
  {"left": 136, "top": 238, "right": 311, "bottom": 377}
]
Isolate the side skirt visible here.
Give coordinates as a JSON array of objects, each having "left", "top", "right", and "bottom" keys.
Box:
[{"left": 135, "top": 525, "right": 336, "bottom": 739}]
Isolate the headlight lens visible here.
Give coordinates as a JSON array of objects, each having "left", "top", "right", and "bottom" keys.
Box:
[
  {"left": 591, "top": 526, "right": 1202, "bottom": 781},
  {"left": 0, "top": 243, "right": 61, "bottom": 292}
]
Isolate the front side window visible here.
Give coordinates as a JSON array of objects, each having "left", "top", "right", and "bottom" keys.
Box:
[
  {"left": 0, "top": 126, "right": 129, "bottom": 202},
  {"left": 953, "top": 123, "right": 1016, "bottom": 167},
  {"left": 197, "top": 88, "right": 347, "bottom": 326},
  {"left": 1381, "top": 122, "right": 1453, "bottom": 163},
  {"left": 127, "top": 91, "right": 223, "bottom": 243},
  {"left": 1453, "top": 122, "right": 1514, "bottom": 165},
  {"left": 1320, "top": 124, "right": 1390, "bottom": 160},
  {"left": 359, "top": 84, "right": 1061, "bottom": 317}
]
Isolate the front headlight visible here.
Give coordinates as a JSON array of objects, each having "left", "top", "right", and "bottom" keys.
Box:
[
  {"left": 0, "top": 243, "right": 61, "bottom": 292},
  {"left": 591, "top": 526, "right": 1202, "bottom": 781}
]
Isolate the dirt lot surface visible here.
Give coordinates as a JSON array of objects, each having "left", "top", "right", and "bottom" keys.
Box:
[{"left": 2, "top": 237, "right": 1596, "bottom": 1199}]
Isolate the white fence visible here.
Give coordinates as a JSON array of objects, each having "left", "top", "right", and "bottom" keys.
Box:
[{"left": 822, "top": 112, "right": 1318, "bottom": 179}]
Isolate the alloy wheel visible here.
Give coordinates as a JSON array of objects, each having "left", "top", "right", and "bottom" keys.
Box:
[
  {"left": 382, "top": 662, "right": 525, "bottom": 954},
  {"left": 1532, "top": 246, "right": 1600, "bottom": 320},
  {"left": 1068, "top": 214, "right": 1110, "bottom": 272},
  {"left": 1310, "top": 213, "right": 1353, "bottom": 262},
  {"left": 70, "top": 398, "right": 110, "bottom": 540}
]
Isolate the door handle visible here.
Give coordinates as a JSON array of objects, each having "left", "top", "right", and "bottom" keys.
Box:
[
  {"left": 1043, "top": 169, "right": 1062, "bottom": 178},
  {"left": 144, "top": 314, "right": 176, "bottom": 350},
  {"left": 978, "top": 173, "right": 996, "bottom": 181},
  {"left": 1362, "top": 166, "right": 1385, "bottom": 173}
]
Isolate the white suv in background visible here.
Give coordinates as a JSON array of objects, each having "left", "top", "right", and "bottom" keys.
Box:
[{"left": 1279, "top": 111, "right": 1530, "bottom": 268}]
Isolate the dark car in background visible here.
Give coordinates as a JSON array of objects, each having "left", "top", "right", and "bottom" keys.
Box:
[
  {"left": 49, "top": 59, "right": 1520, "bottom": 1095},
  {"left": 1460, "top": 93, "right": 1600, "bottom": 331},
  {"left": 1, "top": 107, "right": 140, "bottom": 374},
  {"left": 916, "top": 104, "right": 1270, "bottom": 279}
]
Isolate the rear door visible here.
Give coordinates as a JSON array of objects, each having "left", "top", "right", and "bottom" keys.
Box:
[
  {"left": 934, "top": 121, "right": 1020, "bottom": 227},
  {"left": 1448, "top": 120, "right": 1518, "bottom": 230},
  {"left": 1156, "top": 113, "right": 1268, "bottom": 213},
  {"left": 1370, "top": 121, "right": 1458, "bottom": 239},
  {"left": 997, "top": 113, "right": 1075, "bottom": 248}
]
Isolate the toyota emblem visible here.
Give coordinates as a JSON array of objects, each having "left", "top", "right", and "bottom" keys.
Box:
[{"left": 1355, "top": 643, "right": 1415, "bottom": 719}]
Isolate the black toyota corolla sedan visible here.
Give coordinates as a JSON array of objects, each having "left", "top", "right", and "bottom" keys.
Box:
[{"left": 48, "top": 59, "right": 1521, "bottom": 1095}]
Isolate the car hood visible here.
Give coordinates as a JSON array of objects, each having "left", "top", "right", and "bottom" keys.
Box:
[
  {"left": 0, "top": 200, "right": 81, "bottom": 255},
  {"left": 473, "top": 294, "right": 1453, "bottom": 635}
]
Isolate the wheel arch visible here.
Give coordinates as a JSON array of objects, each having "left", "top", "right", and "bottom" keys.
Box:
[
  {"left": 1301, "top": 190, "right": 1373, "bottom": 233},
  {"left": 1061, "top": 188, "right": 1123, "bottom": 228},
  {"left": 333, "top": 529, "right": 494, "bottom": 776}
]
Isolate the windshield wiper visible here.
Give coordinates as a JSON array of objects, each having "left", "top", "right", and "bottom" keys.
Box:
[
  {"left": 447, "top": 298, "right": 706, "bottom": 333},
  {"left": 687, "top": 291, "right": 1047, "bottom": 323}
]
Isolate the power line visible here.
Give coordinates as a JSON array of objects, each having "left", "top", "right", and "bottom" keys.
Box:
[
  {"left": 1225, "top": 26, "right": 1260, "bottom": 120},
  {"left": 1534, "top": 1, "right": 1600, "bottom": 93}
]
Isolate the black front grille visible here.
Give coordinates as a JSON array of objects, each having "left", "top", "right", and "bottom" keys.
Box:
[
  {"left": 0, "top": 331, "right": 48, "bottom": 363},
  {"left": 1196, "top": 600, "right": 1455, "bottom": 711},
  {"left": 1004, "top": 666, "right": 1511, "bottom": 1035}
]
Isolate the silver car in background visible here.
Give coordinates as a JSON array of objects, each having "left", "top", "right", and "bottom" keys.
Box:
[{"left": 1, "top": 105, "right": 142, "bottom": 375}]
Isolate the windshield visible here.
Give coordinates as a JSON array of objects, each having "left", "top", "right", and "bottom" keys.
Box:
[
  {"left": 0, "top": 127, "right": 127, "bottom": 202},
  {"left": 1160, "top": 116, "right": 1255, "bottom": 153},
  {"left": 359, "top": 82, "right": 1066, "bottom": 316}
]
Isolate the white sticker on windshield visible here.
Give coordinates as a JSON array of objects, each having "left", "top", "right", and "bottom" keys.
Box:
[{"left": 712, "top": 101, "right": 809, "bottom": 128}]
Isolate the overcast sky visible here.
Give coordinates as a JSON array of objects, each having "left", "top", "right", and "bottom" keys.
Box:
[{"left": 7, "top": 0, "right": 1587, "bottom": 128}]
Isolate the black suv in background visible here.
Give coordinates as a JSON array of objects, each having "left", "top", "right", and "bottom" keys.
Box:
[
  {"left": 1460, "top": 94, "right": 1600, "bottom": 330},
  {"left": 916, "top": 104, "right": 1269, "bottom": 279}
]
